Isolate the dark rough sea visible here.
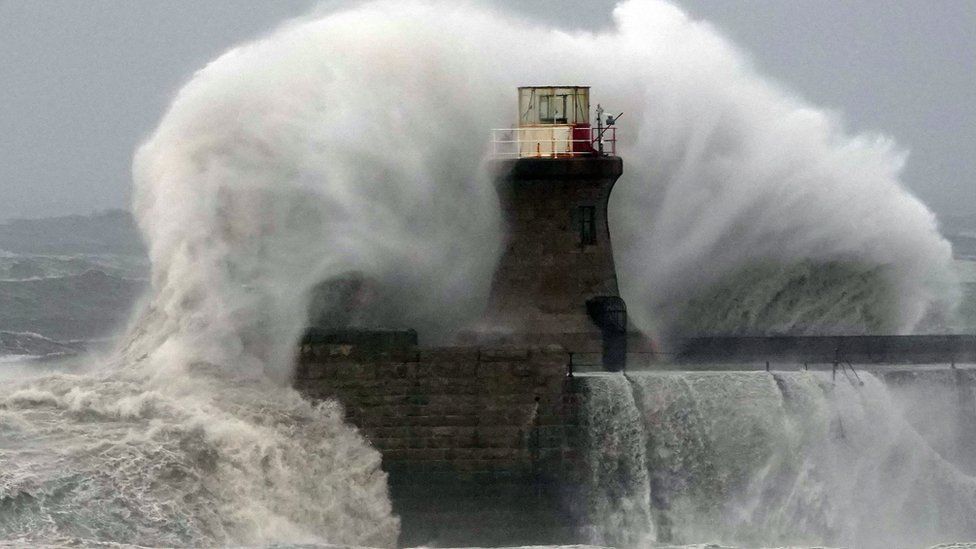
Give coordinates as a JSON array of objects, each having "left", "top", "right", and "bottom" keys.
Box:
[{"left": 0, "top": 211, "right": 147, "bottom": 361}]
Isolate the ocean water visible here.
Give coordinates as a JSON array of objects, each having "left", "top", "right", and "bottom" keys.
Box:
[
  {"left": 0, "top": 251, "right": 146, "bottom": 359},
  {"left": 0, "top": 357, "right": 398, "bottom": 547},
  {"left": 3, "top": 359, "right": 975, "bottom": 546}
]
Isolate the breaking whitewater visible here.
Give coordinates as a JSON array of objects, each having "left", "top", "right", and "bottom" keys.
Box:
[{"left": 1, "top": 0, "right": 973, "bottom": 547}]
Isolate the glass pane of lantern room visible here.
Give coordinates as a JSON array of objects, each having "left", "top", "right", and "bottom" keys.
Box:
[
  {"left": 553, "top": 95, "right": 567, "bottom": 123},
  {"left": 519, "top": 88, "right": 534, "bottom": 125},
  {"left": 539, "top": 95, "right": 552, "bottom": 123},
  {"left": 575, "top": 90, "right": 589, "bottom": 124}
]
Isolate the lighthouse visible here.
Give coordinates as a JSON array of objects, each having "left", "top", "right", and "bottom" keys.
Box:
[{"left": 484, "top": 86, "right": 627, "bottom": 370}]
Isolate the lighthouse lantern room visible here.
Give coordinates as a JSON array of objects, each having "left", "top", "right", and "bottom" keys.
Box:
[
  {"left": 492, "top": 86, "right": 616, "bottom": 158},
  {"left": 518, "top": 86, "right": 589, "bottom": 125}
]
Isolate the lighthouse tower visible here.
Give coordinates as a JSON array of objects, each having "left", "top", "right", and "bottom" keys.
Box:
[{"left": 485, "top": 86, "right": 627, "bottom": 370}]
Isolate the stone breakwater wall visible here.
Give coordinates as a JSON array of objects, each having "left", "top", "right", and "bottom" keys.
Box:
[
  {"left": 292, "top": 329, "right": 976, "bottom": 546},
  {"left": 294, "top": 331, "right": 585, "bottom": 546},
  {"left": 294, "top": 343, "right": 578, "bottom": 475},
  {"left": 674, "top": 335, "right": 976, "bottom": 364}
]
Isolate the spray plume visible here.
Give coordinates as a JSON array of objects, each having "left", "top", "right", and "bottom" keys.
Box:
[{"left": 137, "top": 0, "right": 955, "bottom": 363}]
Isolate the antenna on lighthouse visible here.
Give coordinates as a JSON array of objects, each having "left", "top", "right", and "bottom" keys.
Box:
[
  {"left": 595, "top": 104, "right": 622, "bottom": 156},
  {"left": 596, "top": 104, "right": 604, "bottom": 155}
]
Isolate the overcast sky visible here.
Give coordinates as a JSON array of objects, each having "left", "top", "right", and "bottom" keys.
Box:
[{"left": 1, "top": 0, "right": 973, "bottom": 222}]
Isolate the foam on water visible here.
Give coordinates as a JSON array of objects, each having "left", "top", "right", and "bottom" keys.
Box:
[
  {"left": 579, "top": 371, "right": 976, "bottom": 548},
  {"left": 0, "top": 367, "right": 398, "bottom": 546},
  {"left": 575, "top": 374, "right": 655, "bottom": 546}
]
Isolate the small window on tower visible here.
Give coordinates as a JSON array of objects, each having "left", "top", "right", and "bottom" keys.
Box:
[{"left": 578, "top": 206, "right": 597, "bottom": 246}]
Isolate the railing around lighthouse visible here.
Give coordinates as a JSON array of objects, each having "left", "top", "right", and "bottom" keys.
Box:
[{"left": 491, "top": 126, "right": 616, "bottom": 158}]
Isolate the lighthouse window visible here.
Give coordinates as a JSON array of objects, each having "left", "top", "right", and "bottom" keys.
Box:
[
  {"left": 553, "top": 95, "right": 567, "bottom": 123},
  {"left": 539, "top": 95, "right": 568, "bottom": 124},
  {"left": 578, "top": 206, "right": 597, "bottom": 246}
]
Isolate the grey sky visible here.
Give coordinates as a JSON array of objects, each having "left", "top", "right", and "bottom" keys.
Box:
[{"left": 1, "top": 0, "right": 973, "bottom": 222}]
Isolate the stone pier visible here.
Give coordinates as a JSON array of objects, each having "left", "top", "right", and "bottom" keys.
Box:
[{"left": 293, "top": 328, "right": 586, "bottom": 546}]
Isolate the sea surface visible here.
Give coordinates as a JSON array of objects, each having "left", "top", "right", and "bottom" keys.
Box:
[{"left": 0, "top": 211, "right": 147, "bottom": 361}]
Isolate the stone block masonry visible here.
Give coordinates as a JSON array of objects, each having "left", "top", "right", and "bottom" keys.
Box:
[
  {"left": 482, "top": 156, "right": 626, "bottom": 362},
  {"left": 294, "top": 333, "right": 586, "bottom": 546},
  {"left": 295, "top": 341, "right": 579, "bottom": 477}
]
